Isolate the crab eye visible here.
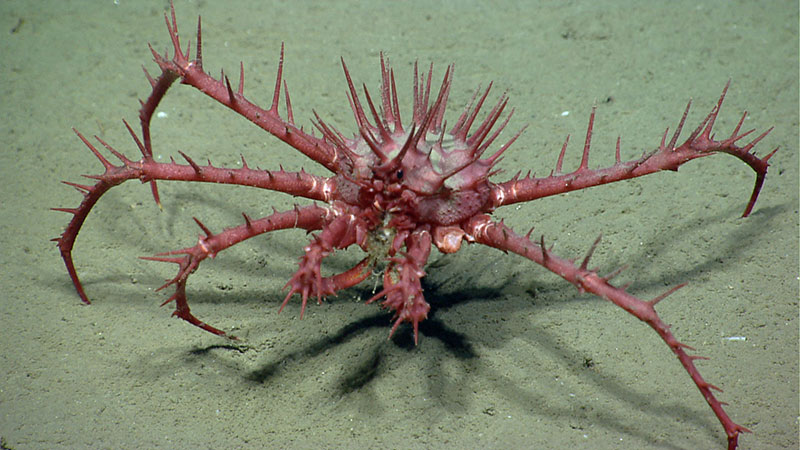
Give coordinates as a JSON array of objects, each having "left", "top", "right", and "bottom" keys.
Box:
[{"left": 396, "top": 169, "right": 403, "bottom": 180}]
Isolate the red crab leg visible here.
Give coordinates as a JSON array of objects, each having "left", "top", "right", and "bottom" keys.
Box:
[
  {"left": 52, "top": 130, "right": 332, "bottom": 305},
  {"left": 464, "top": 214, "right": 748, "bottom": 450},
  {"left": 152, "top": 3, "right": 340, "bottom": 172},
  {"left": 367, "top": 229, "right": 433, "bottom": 345},
  {"left": 323, "top": 257, "right": 373, "bottom": 294},
  {"left": 140, "top": 204, "right": 331, "bottom": 338},
  {"left": 281, "top": 213, "right": 371, "bottom": 317},
  {"left": 492, "top": 82, "right": 777, "bottom": 217}
]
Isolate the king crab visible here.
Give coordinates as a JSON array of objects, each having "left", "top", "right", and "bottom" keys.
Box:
[{"left": 53, "top": 4, "right": 776, "bottom": 449}]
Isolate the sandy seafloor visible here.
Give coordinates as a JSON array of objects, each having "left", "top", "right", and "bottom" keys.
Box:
[{"left": 1, "top": 1, "right": 797, "bottom": 449}]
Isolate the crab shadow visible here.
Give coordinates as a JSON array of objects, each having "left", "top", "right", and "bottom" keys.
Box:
[
  {"left": 241, "top": 277, "right": 487, "bottom": 382},
  {"left": 185, "top": 257, "right": 726, "bottom": 449}
]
